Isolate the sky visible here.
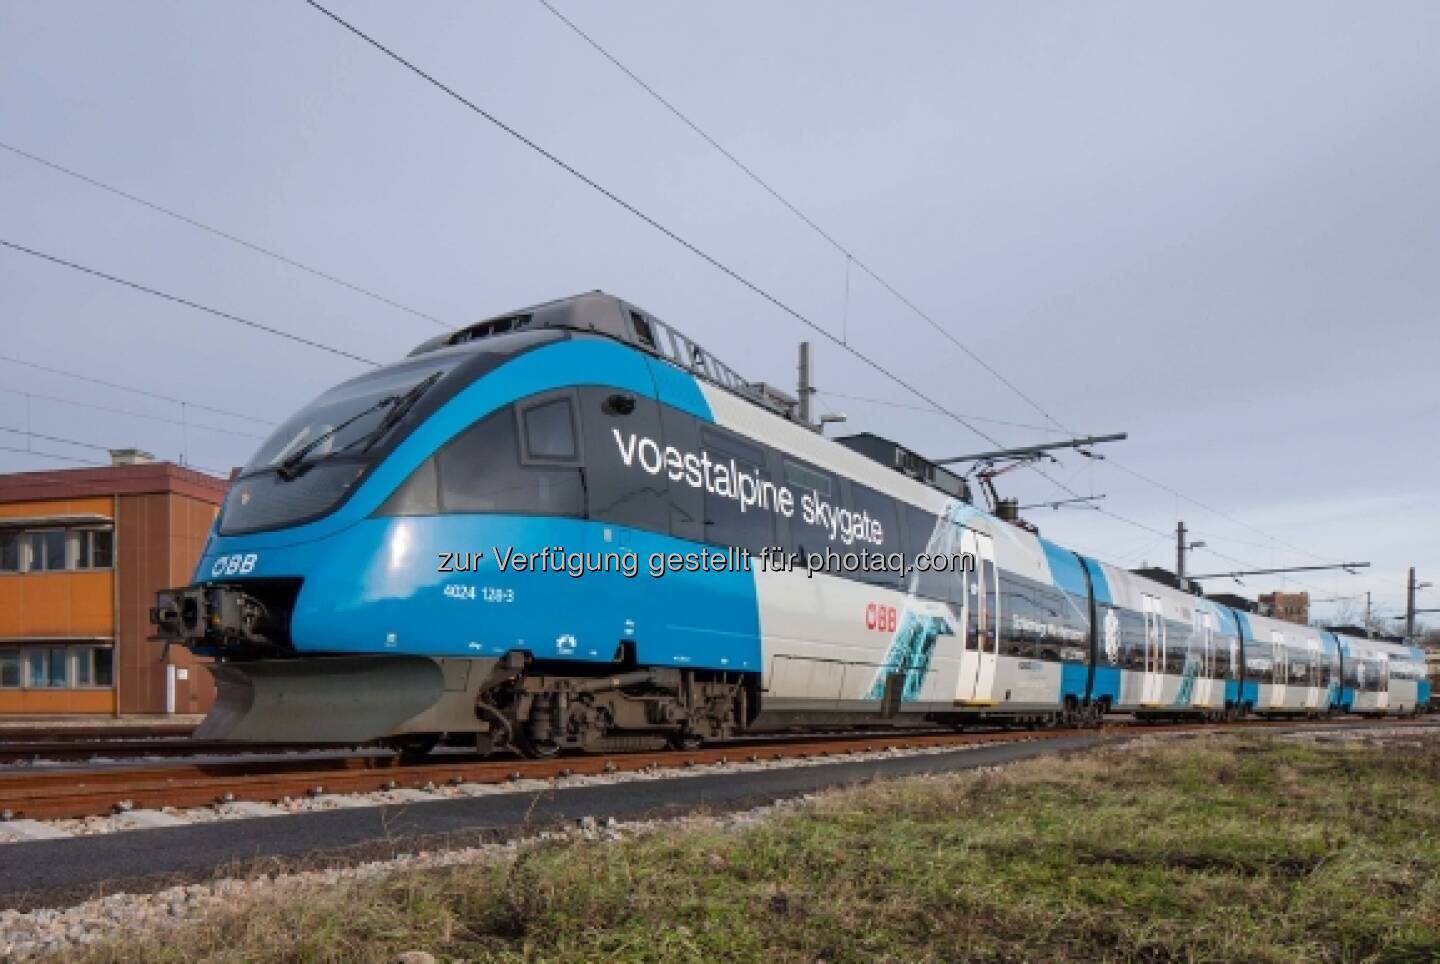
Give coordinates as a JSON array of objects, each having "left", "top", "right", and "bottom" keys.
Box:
[{"left": 1, "top": 1, "right": 1436, "bottom": 628}]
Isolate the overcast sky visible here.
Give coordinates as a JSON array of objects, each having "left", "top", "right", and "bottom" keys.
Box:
[{"left": 2, "top": 1, "right": 1436, "bottom": 626}]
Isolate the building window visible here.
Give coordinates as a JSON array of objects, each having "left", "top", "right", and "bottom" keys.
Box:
[
  {"left": 77, "top": 529, "right": 114, "bottom": 569},
  {"left": 0, "top": 525, "right": 114, "bottom": 573},
  {"left": 6, "top": 645, "right": 113, "bottom": 689},
  {"left": 93, "top": 647, "right": 114, "bottom": 686},
  {"left": 32, "top": 530, "right": 67, "bottom": 571},
  {"left": 0, "top": 532, "right": 19, "bottom": 572}
]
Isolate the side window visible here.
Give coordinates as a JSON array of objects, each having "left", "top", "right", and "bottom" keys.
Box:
[
  {"left": 0, "top": 532, "right": 20, "bottom": 572},
  {"left": 904, "top": 506, "right": 948, "bottom": 601},
  {"left": 581, "top": 387, "right": 671, "bottom": 533},
  {"left": 982, "top": 557, "right": 998, "bottom": 654},
  {"left": 434, "top": 404, "right": 584, "bottom": 517},
  {"left": 781, "top": 456, "right": 838, "bottom": 564},
  {"left": 658, "top": 404, "right": 703, "bottom": 542},
  {"left": 700, "top": 428, "right": 776, "bottom": 552},
  {"left": 520, "top": 395, "right": 580, "bottom": 464},
  {"left": 848, "top": 483, "right": 901, "bottom": 587}
]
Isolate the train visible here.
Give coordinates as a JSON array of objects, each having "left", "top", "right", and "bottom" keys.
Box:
[{"left": 151, "top": 292, "right": 1431, "bottom": 755}]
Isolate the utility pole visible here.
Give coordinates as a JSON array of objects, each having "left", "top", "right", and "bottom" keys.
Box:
[
  {"left": 797, "top": 341, "right": 813, "bottom": 428},
  {"left": 1175, "top": 521, "right": 1205, "bottom": 585},
  {"left": 1177, "top": 521, "right": 1185, "bottom": 583},
  {"left": 1366, "top": 591, "right": 1372, "bottom": 637},
  {"left": 1405, "top": 568, "right": 1433, "bottom": 640}
]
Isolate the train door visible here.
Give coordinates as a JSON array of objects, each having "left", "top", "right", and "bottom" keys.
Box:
[
  {"left": 953, "top": 530, "right": 997, "bottom": 704},
  {"left": 1193, "top": 609, "right": 1217, "bottom": 708},
  {"left": 1270, "top": 631, "right": 1288, "bottom": 708},
  {"left": 1304, "top": 638, "right": 1322, "bottom": 709},
  {"left": 1141, "top": 594, "right": 1166, "bottom": 705},
  {"left": 1376, "top": 653, "right": 1391, "bottom": 710}
]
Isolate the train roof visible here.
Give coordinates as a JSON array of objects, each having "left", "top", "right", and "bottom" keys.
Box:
[{"left": 410, "top": 291, "right": 972, "bottom": 504}]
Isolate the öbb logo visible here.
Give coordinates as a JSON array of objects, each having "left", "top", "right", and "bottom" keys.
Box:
[
  {"left": 210, "top": 553, "right": 258, "bottom": 577},
  {"left": 865, "top": 603, "right": 898, "bottom": 633}
]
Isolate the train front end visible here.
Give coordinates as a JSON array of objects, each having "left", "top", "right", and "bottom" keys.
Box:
[{"left": 150, "top": 329, "right": 562, "bottom": 745}]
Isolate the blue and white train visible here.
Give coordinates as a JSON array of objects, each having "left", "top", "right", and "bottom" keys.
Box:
[{"left": 152, "top": 293, "right": 1430, "bottom": 754}]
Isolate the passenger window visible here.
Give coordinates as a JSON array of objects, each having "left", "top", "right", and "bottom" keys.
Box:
[
  {"left": 783, "top": 458, "right": 833, "bottom": 499},
  {"left": 521, "top": 397, "right": 579, "bottom": 463},
  {"left": 700, "top": 429, "right": 776, "bottom": 552},
  {"left": 435, "top": 406, "right": 584, "bottom": 517},
  {"left": 849, "top": 483, "right": 901, "bottom": 587}
]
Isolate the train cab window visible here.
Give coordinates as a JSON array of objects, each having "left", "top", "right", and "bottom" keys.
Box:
[
  {"left": 520, "top": 396, "right": 580, "bottom": 463},
  {"left": 434, "top": 405, "right": 585, "bottom": 517}
]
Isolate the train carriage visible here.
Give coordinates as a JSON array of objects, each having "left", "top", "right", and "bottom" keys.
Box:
[
  {"left": 1233, "top": 612, "right": 1339, "bottom": 717},
  {"left": 1077, "top": 563, "right": 1239, "bottom": 720},
  {"left": 1335, "top": 634, "right": 1425, "bottom": 715}
]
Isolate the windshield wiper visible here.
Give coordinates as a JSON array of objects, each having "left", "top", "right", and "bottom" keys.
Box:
[
  {"left": 350, "top": 370, "right": 444, "bottom": 456},
  {"left": 273, "top": 370, "right": 444, "bottom": 481},
  {"left": 275, "top": 397, "right": 395, "bottom": 481}
]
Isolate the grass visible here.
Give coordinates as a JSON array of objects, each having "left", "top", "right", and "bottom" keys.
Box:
[{"left": 82, "top": 730, "right": 1440, "bottom": 963}]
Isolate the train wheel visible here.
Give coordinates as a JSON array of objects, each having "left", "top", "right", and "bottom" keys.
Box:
[
  {"left": 391, "top": 733, "right": 441, "bottom": 761},
  {"left": 668, "top": 731, "right": 704, "bottom": 752},
  {"left": 515, "top": 735, "right": 562, "bottom": 760}
]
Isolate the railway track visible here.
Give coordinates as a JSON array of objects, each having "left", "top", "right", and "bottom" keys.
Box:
[
  {"left": 0, "top": 739, "right": 369, "bottom": 766},
  {"left": 0, "top": 716, "right": 1431, "bottom": 823}
]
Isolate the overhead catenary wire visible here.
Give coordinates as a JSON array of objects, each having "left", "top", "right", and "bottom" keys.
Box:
[
  {"left": 534, "top": 0, "right": 1070, "bottom": 437},
  {"left": 300, "top": 0, "right": 1016, "bottom": 455},
  {"left": 301, "top": 1, "right": 1245, "bottom": 559},
  {"left": 0, "top": 239, "right": 381, "bottom": 367},
  {"left": 533, "top": 0, "right": 1350, "bottom": 577},
  {"left": 0, "top": 386, "right": 268, "bottom": 441},
  {"left": 815, "top": 390, "right": 1055, "bottom": 433},
  {"left": 0, "top": 140, "right": 455, "bottom": 331},
  {"left": 0, "top": 353, "right": 277, "bottom": 426},
  {"left": 0, "top": 427, "right": 229, "bottom": 477}
]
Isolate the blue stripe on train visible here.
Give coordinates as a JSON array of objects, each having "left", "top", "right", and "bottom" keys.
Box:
[{"left": 1091, "top": 665, "right": 1122, "bottom": 703}]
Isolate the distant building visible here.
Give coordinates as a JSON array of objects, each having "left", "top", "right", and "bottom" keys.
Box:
[
  {"left": 1258, "top": 590, "right": 1310, "bottom": 626},
  {"left": 0, "top": 455, "right": 227, "bottom": 717}
]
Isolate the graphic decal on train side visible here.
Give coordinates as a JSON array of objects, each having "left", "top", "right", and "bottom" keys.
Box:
[
  {"left": 866, "top": 501, "right": 971, "bottom": 701},
  {"left": 610, "top": 428, "right": 886, "bottom": 547}
]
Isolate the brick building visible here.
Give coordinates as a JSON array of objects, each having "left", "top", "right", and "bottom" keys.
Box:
[
  {"left": 1258, "top": 590, "right": 1310, "bottom": 626},
  {"left": 0, "top": 456, "right": 227, "bottom": 716}
]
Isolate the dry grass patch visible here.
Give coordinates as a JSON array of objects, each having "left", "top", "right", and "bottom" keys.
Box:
[{"left": 81, "top": 731, "right": 1440, "bottom": 963}]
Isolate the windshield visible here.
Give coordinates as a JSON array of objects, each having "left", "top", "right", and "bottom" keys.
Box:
[{"left": 244, "top": 356, "right": 464, "bottom": 475}]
